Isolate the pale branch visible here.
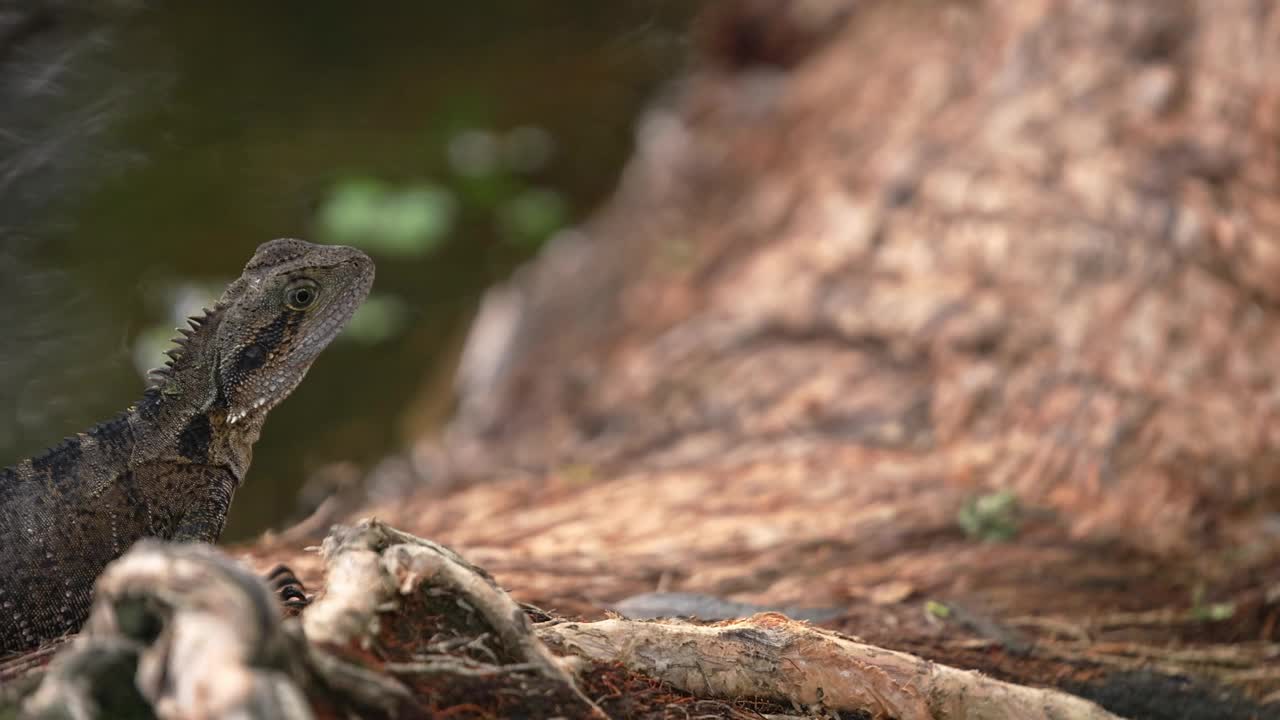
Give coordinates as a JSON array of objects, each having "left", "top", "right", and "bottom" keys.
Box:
[
  {"left": 384, "top": 658, "right": 541, "bottom": 677},
  {"left": 539, "top": 613, "right": 1124, "bottom": 720}
]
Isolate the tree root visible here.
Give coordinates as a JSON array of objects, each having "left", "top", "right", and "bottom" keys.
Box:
[
  {"left": 302, "top": 519, "right": 605, "bottom": 717},
  {"left": 21, "top": 541, "right": 320, "bottom": 719},
  {"left": 13, "top": 522, "right": 1133, "bottom": 719},
  {"left": 539, "top": 613, "right": 1123, "bottom": 720}
]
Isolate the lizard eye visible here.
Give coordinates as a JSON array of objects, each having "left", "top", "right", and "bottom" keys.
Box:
[{"left": 284, "top": 279, "right": 320, "bottom": 310}]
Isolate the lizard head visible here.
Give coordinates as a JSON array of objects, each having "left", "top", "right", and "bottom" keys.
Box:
[{"left": 211, "top": 239, "right": 375, "bottom": 426}]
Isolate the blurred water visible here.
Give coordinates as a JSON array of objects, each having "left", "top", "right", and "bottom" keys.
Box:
[{"left": 0, "top": 2, "right": 698, "bottom": 540}]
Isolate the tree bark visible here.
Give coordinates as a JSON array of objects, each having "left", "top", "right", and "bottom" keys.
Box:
[{"left": 357, "top": 0, "right": 1280, "bottom": 715}]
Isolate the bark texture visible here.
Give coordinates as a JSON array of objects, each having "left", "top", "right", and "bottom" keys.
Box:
[
  {"left": 346, "top": 0, "right": 1280, "bottom": 715},
  {"left": 451, "top": 0, "right": 1280, "bottom": 555},
  {"left": 544, "top": 613, "right": 1125, "bottom": 719}
]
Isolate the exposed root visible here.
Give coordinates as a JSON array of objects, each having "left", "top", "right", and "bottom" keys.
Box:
[
  {"left": 303, "top": 518, "right": 606, "bottom": 717},
  {"left": 384, "top": 658, "right": 540, "bottom": 677},
  {"left": 17, "top": 522, "right": 1255, "bottom": 719},
  {"left": 21, "top": 541, "right": 318, "bottom": 720},
  {"left": 540, "top": 613, "right": 1123, "bottom": 719}
]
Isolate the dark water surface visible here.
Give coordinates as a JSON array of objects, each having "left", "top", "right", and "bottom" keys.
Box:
[{"left": 0, "top": 2, "right": 698, "bottom": 540}]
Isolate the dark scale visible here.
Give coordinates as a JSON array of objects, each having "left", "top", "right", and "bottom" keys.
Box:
[
  {"left": 233, "top": 343, "right": 268, "bottom": 375},
  {"left": 0, "top": 239, "right": 373, "bottom": 654},
  {"left": 28, "top": 436, "right": 83, "bottom": 485},
  {"left": 177, "top": 414, "right": 214, "bottom": 463},
  {"left": 0, "top": 465, "right": 19, "bottom": 506},
  {"left": 87, "top": 410, "right": 135, "bottom": 455}
]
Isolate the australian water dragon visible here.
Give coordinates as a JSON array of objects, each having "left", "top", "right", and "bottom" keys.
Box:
[{"left": 0, "top": 238, "right": 374, "bottom": 654}]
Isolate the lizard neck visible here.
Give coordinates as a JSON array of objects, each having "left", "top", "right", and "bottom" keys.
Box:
[
  {"left": 133, "top": 391, "right": 260, "bottom": 482},
  {"left": 131, "top": 305, "right": 260, "bottom": 480}
]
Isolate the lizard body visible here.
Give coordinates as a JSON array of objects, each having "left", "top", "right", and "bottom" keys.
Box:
[{"left": 0, "top": 239, "right": 374, "bottom": 654}]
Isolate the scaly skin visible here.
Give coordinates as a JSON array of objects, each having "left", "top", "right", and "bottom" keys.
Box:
[{"left": 0, "top": 239, "right": 374, "bottom": 654}]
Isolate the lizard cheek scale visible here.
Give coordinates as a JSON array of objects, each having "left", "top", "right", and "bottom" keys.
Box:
[{"left": 0, "top": 238, "right": 374, "bottom": 653}]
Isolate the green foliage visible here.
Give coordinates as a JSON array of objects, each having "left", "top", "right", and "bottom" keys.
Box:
[
  {"left": 1191, "top": 602, "right": 1236, "bottom": 622},
  {"left": 957, "top": 490, "right": 1021, "bottom": 542},
  {"left": 313, "top": 124, "right": 573, "bottom": 348},
  {"left": 925, "top": 600, "right": 952, "bottom": 619},
  {"left": 319, "top": 178, "right": 456, "bottom": 257},
  {"left": 317, "top": 125, "right": 572, "bottom": 255}
]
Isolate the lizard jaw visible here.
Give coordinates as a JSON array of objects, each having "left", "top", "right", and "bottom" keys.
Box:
[{"left": 227, "top": 396, "right": 271, "bottom": 425}]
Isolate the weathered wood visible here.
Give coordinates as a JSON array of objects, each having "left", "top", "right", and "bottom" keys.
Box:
[
  {"left": 21, "top": 541, "right": 319, "bottom": 720},
  {"left": 303, "top": 520, "right": 603, "bottom": 717},
  {"left": 543, "top": 613, "right": 1122, "bottom": 720}
]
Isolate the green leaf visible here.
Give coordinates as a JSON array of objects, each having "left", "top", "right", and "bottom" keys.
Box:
[
  {"left": 957, "top": 490, "right": 1021, "bottom": 542},
  {"left": 374, "top": 185, "right": 456, "bottom": 256},
  {"left": 925, "top": 600, "right": 951, "bottom": 619},
  {"left": 319, "top": 178, "right": 456, "bottom": 257},
  {"left": 319, "top": 177, "right": 388, "bottom": 242},
  {"left": 1201, "top": 602, "right": 1236, "bottom": 622}
]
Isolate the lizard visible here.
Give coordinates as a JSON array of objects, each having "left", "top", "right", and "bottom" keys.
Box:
[{"left": 0, "top": 238, "right": 374, "bottom": 655}]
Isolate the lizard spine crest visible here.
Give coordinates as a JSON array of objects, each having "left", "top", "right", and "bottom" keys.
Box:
[{"left": 144, "top": 305, "right": 220, "bottom": 393}]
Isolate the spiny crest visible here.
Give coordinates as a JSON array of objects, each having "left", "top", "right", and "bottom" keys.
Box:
[{"left": 143, "top": 305, "right": 222, "bottom": 395}]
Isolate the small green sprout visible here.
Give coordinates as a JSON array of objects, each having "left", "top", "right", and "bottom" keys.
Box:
[{"left": 957, "top": 490, "right": 1021, "bottom": 542}]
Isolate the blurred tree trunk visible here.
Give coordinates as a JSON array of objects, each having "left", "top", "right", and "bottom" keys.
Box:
[
  {"left": 373, "top": 0, "right": 1280, "bottom": 715},
  {"left": 454, "top": 0, "right": 1280, "bottom": 556}
]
